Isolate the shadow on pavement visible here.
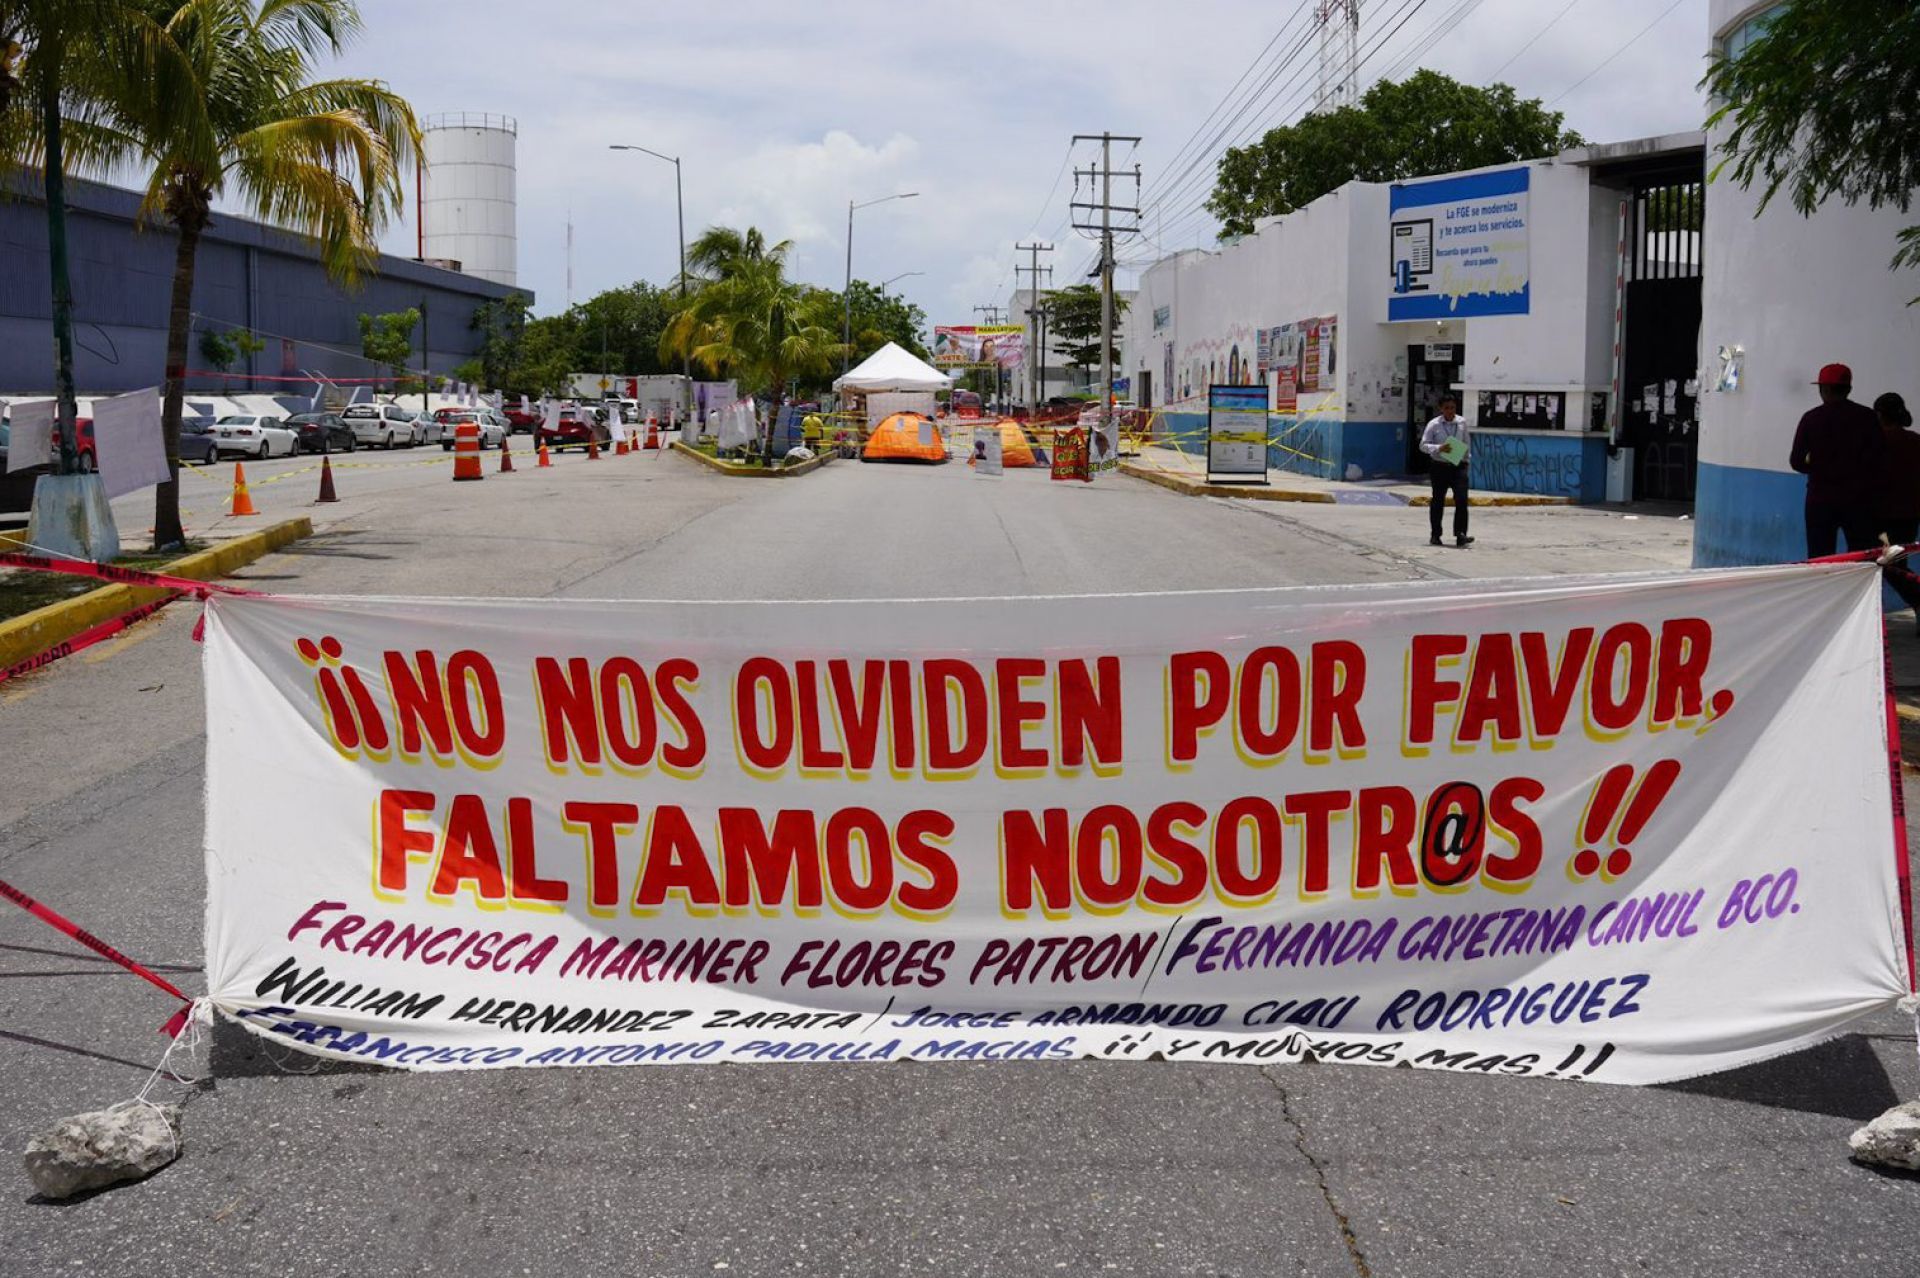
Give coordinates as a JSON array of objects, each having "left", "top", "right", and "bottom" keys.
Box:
[
  {"left": 1658, "top": 1032, "right": 1900, "bottom": 1120},
  {"left": 209, "top": 1015, "right": 391, "bottom": 1080}
]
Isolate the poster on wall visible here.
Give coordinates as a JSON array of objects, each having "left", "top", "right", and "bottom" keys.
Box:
[
  {"left": 1276, "top": 369, "right": 1298, "bottom": 414},
  {"left": 933, "top": 326, "right": 1027, "bottom": 369},
  {"left": 1163, "top": 343, "right": 1175, "bottom": 405},
  {"left": 1388, "top": 166, "right": 1530, "bottom": 320},
  {"left": 1207, "top": 383, "right": 1269, "bottom": 483}
]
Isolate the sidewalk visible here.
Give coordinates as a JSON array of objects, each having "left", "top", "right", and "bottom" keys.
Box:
[{"left": 1120, "top": 445, "right": 1572, "bottom": 506}]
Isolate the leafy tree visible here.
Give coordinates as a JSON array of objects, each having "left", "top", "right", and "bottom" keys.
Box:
[
  {"left": 451, "top": 358, "right": 482, "bottom": 386},
  {"left": 1702, "top": 0, "right": 1920, "bottom": 295},
  {"left": 468, "top": 293, "right": 531, "bottom": 389},
  {"left": 1046, "top": 284, "right": 1127, "bottom": 379},
  {"left": 116, "top": 0, "right": 420, "bottom": 548},
  {"left": 198, "top": 326, "right": 236, "bottom": 372},
  {"left": 358, "top": 308, "right": 418, "bottom": 387},
  {"left": 661, "top": 224, "right": 840, "bottom": 459},
  {"left": 512, "top": 313, "right": 584, "bottom": 396},
  {"left": 837, "top": 279, "right": 928, "bottom": 360},
  {"left": 1206, "top": 70, "right": 1583, "bottom": 239},
  {"left": 574, "top": 282, "right": 677, "bottom": 376}
]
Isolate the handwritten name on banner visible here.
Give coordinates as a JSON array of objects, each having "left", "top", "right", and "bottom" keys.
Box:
[{"left": 202, "top": 566, "right": 1913, "bottom": 1082}]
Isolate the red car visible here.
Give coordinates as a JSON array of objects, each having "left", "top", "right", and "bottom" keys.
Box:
[
  {"left": 535, "top": 407, "right": 612, "bottom": 451},
  {"left": 501, "top": 406, "right": 541, "bottom": 432}
]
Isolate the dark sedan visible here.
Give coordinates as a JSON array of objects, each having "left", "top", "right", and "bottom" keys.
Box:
[
  {"left": 286, "top": 411, "right": 356, "bottom": 454},
  {"left": 178, "top": 417, "right": 220, "bottom": 465}
]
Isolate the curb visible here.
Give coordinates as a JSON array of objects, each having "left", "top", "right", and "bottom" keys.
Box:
[
  {"left": 670, "top": 440, "right": 830, "bottom": 478},
  {"left": 1120, "top": 461, "right": 1574, "bottom": 507},
  {"left": 1120, "top": 463, "right": 1335, "bottom": 503},
  {"left": 0, "top": 516, "right": 312, "bottom": 671}
]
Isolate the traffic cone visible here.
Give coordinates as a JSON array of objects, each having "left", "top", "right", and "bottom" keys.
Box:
[
  {"left": 499, "top": 435, "right": 515, "bottom": 473},
  {"left": 316, "top": 454, "right": 339, "bottom": 503},
  {"left": 645, "top": 419, "right": 661, "bottom": 450},
  {"left": 538, "top": 441, "right": 552, "bottom": 467},
  {"left": 587, "top": 435, "right": 601, "bottom": 461},
  {"left": 615, "top": 437, "right": 629, "bottom": 456},
  {"left": 452, "top": 421, "right": 484, "bottom": 482},
  {"left": 229, "top": 461, "right": 258, "bottom": 516}
]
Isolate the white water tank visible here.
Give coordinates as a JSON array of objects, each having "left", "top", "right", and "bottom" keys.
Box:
[{"left": 421, "top": 112, "right": 517, "bottom": 286}]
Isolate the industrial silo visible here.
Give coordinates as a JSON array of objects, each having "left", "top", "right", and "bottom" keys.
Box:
[{"left": 420, "top": 112, "right": 517, "bottom": 286}]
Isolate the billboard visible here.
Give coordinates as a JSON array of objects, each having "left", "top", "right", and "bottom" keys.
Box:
[
  {"left": 933, "top": 325, "right": 1027, "bottom": 369},
  {"left": 1389, "top": 166, "right": 1530, "bottom": 320}
]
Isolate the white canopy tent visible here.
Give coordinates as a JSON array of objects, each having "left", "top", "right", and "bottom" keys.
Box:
[
  {"left": 833, "top": 342, "right": 951, "bottom": 393},
  {"left": 834, "top": 342, "right": 951, "bottom": 425}
]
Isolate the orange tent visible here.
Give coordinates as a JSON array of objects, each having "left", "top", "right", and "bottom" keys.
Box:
[
  {"left": 992, "top": 419, "right": 1039, "bottom": 467},
  {"left": 862, "top": 412, "right": 949, "bottom": 464}
]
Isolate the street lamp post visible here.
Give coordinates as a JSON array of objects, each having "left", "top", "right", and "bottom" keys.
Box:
[
  {"left": 880, "top": 271, "right": 923, "bottom": 290},
  {"left": 607, "top": 144, "right": 688, "bottom": 381},
  {"left": 843, "top": 192, "right": 918, "bottom": 375}
]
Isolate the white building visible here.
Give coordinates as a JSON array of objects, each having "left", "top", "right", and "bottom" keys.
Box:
[
  {"left": 1694, "top": 0, "right": 1920, "bottom": 565},
  {"left": 1120, "top": 144, "right": 1693, "bottom": 498}
]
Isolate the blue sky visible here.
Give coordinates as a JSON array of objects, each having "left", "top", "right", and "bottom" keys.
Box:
[{"left": 333, "top": 0, "right": 1712, "bottom": 324}]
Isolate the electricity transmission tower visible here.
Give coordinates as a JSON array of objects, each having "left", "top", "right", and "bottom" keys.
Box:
[{"left": 1315, "top": 0, "right": 1360, "bottom": 112}]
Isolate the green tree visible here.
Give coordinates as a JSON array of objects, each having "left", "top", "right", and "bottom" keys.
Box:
[
  {"left": 661, "top": 224, "right": 840, "bottom": 460},
  {"left": 1702, "top": 0, "right": 1920, "bottom": 296},
  {"left": 838, "top": 279, "right": 928, "bottom": 360},
  {"left": 117, "top": 0, "right": 420, "bottom": 548},
  {"left": 512, "top": 313, "right": 583, "bottom": 396},
  {"left": 468, "top": 292, "right": 531, "bottom": 389},
  {"left": 358, "top": 308, "right": 418, "bottom": 387},
  {"left": 1045, "top": 284, "right": 1127, "bottom": 380},
  {"left": 574, "top": 282, "right": 677, "bottom": 376},
  {"left": 198, "top": 326, "right": 236, "bottom": 372},
  {"left": 1206, "top": 70, "right": 1583, "bottom": 239}
]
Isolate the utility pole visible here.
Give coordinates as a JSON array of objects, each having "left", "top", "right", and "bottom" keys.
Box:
[
  {"left": 1015, "top": 241, "right": 1053, "bottom": 413},
  {"left": 1071, "top": 133, "right": 1141, "bottom": 445}
]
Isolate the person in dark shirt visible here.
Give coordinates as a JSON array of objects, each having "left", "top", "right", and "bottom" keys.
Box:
[
  {"left": 1789, "top": 363, "right": 1883, "bottom": 557},
  {"left": 1873, "top": 391, "right": 1920, "bottom": 623}
]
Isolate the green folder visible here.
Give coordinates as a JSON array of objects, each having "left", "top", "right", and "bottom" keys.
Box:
[{"left": 1436, "top": 434, "right": 1468, "bottom": 465}]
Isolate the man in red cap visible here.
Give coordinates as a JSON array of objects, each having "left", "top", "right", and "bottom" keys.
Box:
[{"left": 1789, "top": 362, "right": 1883, "bottom": 557}]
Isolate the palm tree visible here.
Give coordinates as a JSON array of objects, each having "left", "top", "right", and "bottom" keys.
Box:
[
  {"left": 0, "top": 1, "right": 179, "bottom": 482},
  {"left": 123, "top": 0, "right": 418, "bottom": 548},
  {"left": 661, "top": 225, "right": 840, "bottom": 462}
]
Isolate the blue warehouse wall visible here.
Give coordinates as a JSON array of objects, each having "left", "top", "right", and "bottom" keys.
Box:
[{"left": 0, "top": 172, "right": 527, "bottom": 394}]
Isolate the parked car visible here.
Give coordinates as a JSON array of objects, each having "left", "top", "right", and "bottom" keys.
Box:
[
  {"left": 0, "top": 416, "right": 102, "bottom": 517},
  {"left": 285, "top": 412, "right": 355, "bottom": 454},
  {"left": 214, "top": 413, "right": 297, "bottom": 459},
  {"left": 407, "top": 412, "right": 441, "bottom": 447},
  {"left": 178, "top": 416, "right": 220, "bottom": 465},
  {"left": 536, "top": 406, "right": 612, "bottom": 451},
  {"left": 500, "top": 405, "right": 541, "bottom": 433},
  {"left": 439, "top": 409, "right": 507, "bottom": 450},
  {"left": 339, "top": 402, "right": 415, "bottom": 449}
]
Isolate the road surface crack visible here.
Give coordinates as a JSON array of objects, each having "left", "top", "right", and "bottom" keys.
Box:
[{"left": 1260, "top": 1065, "right": 1372, "bottom": 1277}]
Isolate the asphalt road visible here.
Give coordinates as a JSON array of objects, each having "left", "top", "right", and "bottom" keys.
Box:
[{"left": 1, "top": 451, "right": 1912, "bottom": 1278}]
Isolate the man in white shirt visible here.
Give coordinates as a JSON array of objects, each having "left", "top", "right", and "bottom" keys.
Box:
[{"left": 1419, "top": 396, "right": 1474, "bottom": 548}]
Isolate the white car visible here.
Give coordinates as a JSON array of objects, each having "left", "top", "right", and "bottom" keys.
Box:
[
  {"left": 213, "top": 414, "right": 298, "bottom": 459},
  {"left": 339, "top": 403, "right": 416, "bottom": 449},
  {"left": 407, "top": 413, "right": 443, "bottom": 446},
  {"left": 438, "top": 410, "right": 507, "bottom": 450}
]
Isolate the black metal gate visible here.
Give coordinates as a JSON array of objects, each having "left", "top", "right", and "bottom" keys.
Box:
[{"left": 1621, "top": 179, "right": 1703, "bottom": 503}]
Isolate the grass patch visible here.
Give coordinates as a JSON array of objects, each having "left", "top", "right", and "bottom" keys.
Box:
[{"left": 0, "top": 540, "right": 207, "bottom": 622}]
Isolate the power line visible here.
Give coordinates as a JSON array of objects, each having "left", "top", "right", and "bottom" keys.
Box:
[
  {"left": 1488, "top": 0, "right": 1585, "bottom": 82},
  {"left": 1548, "top": 0, "right": 1689, "bottom": 106}
]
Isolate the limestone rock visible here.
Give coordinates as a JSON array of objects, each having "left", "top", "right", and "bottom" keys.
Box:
[
  {"left": 23, "top": 1104, "right": 182, "bottom": 1199},
  {"left": 1848, "top": 1101, "right": 1920, "bottom": 1172}
]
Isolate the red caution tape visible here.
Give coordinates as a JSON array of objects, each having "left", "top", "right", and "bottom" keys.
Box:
[
  {"left": 0, "top": 551, "right": 260, "bottom": 597},
  {"left": 0, "top": 879, "right": 193, "bottom": 1034},
  {"left": 0, "top": 591, "right": 184, "bottom": 685}
]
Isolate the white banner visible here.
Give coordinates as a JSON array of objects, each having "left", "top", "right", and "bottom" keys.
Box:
[
  {"left": 90, "top": 387, "right": 170, "bottom": 499},
  {"left": 203, "top": 565, "right": 1912, "bottom": 1080},
  {"left": 7, "top": 399, "right": 54, "bottom": 472}
]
